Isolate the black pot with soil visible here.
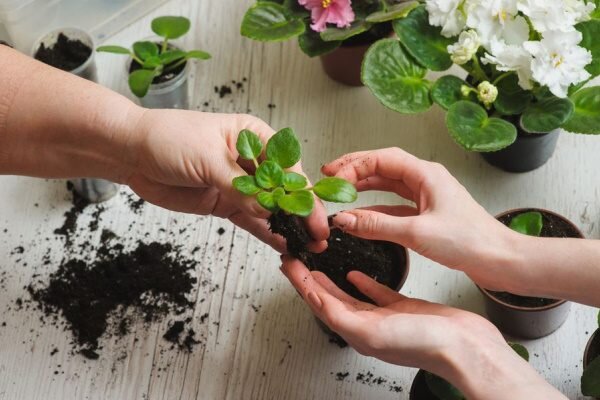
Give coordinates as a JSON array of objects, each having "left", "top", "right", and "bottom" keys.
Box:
[
  {"left": 320, "top": 23, "right": 393, "bottom": 87},
  {"left": 477, "top": 208, "right": 584, "bottom": 339},
  {"left": 270, "top": 212, "right": 409, "bottom": 343},
  {"left": 584, "top": 329, "right": 600, "bottom": 399}
]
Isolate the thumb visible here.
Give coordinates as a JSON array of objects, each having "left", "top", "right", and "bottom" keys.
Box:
[{"left": 331, "top": 209, "right": 417, "bottom": 245}]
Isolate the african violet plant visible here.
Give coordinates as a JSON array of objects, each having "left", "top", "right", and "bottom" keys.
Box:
[
  {"left": 232, "top": 128, "right": 357, "bottom": 216},
  {"left": 240, "top": 0, "right": 420, "bottom": 57},
  {"left": 509, "top": 211, "right": 542, "bottom": 236},
  {"left": 582, "top": 311, "right": 600, "bottom": 397},
  {"left": 361, "top": 0, "right": 600, "bottom": 152},
  {"left": 97, "top": 16, "right": 210, "bottom": 97}
]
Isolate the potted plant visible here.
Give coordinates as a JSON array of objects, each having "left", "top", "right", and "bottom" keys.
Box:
[
  {"left": 410, "top": 343, "right": 529, "bottom": 399},
  {"left": 97, "top": 16, "right": 211, "bottom": 109},
  {"left": 477, "top": 209, "right": 584, "bottom": 339},
  {"left": 32, "top": 27, "right": 118, "bottom": 203},
  {"left": 582, "top": 311, "right": 600, "bottom": 398},
  {"left": 240, "top": 0, "right": 419, "bottom": 86},
  {"left": 361, "top": 2, "right": 600, "bottom": 172},
  {"left": 232, "top": 127, "right": 410, "bottom": 339}
]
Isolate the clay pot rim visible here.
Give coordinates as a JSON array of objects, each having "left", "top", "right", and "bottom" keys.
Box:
[
  {"left": 584, "top": 328, "right": 600, "bottom": 368},
  {"left": 478, "top": 207, "right": 584, "bottom": 312}
]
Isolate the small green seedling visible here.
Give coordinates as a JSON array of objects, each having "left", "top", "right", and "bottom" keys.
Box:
[
  {"left": 582, "top": 310, "right": 600, "bottom": 397},
  {"left": 425, "top": 342, "right": 529, "bottom": 400},
  {"left": 509, "top": 211, "right": 543, "bottom": 237},
  {"left": 232, "top": 128, "right": 357, "bottom": 217},
  {"left": 97, "top": 16, "right": 211, "bottom": 97}
]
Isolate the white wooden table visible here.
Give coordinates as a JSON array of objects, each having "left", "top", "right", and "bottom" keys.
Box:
[{"left": 1, "top": 1, "right": 599, "bottom": 398}]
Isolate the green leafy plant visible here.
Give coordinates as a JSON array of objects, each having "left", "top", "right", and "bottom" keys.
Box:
[
  {"left": 425, "top": 342, "right": 529, "bottom": 400},
  {"left": 582, "top": 310, "right": 600, "bottom": 397},
  {"left": 97, "top": 16, "right": 211, "bottom": 97},
  {"left": 361, "top": 4, "right": 600, "bottom": 153},
  {"left": 232, "top": 127, "right": 357, "bottom": 217},
  {"left": 509, "top": 211, "right": 543, "bottom": 237}
]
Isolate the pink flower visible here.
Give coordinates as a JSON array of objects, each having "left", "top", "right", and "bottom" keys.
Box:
[{"left": 299, "top": 0, "right": 355, "bottom": 32}]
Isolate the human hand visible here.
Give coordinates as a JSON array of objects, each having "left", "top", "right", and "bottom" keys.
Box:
[
  {"left": 281, "top": 257, "right": 566, "bottom": 400},
  {"left": 124, "top": 109, "right": 328, "bottom": 252},
  {"left": 322, "top": 147, "right": 522, "bottom": 292}
]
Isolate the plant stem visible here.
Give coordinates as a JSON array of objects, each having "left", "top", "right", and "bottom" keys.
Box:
[
  {"left": 161, "top": 38, "right": 168, "bottom": 54},
  {"left": 131, "top": 52, "right": 144, "bottom": 66},
  {"left": 470, "top": 55, "right": 489, "bottom": 83},
  {"left": 492, "top": 72, "right": 513, "bottom": 86},
  {"left": 252, "top": 158, "right": 259, "bottom": 169},
  {"left": 163, "top": 57, "right": 187, "bottom": 73}
]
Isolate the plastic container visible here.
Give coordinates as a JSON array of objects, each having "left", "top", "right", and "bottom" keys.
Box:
[
  {"left": 0, "top": 0, "right": 169, "bottom": 52},
  {"left": 128, "top": 59, "right": 190, "bottom": 109}
]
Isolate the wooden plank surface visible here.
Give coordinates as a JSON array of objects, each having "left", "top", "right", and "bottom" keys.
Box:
[{"left": 1, "top": 0, "right": 599, "bottom": 399}]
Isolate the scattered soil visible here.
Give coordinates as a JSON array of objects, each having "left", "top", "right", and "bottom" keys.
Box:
[
  {"left": 125, "top": 193, "right": 146, "bottom": 214},
  {"left": 269, "top": 213, "right": 406, "bottom": 302},
  {"left": 34, "top": 32, "right": 91, "bottom": 72},
  {"left": 332, "top": 370, "right": 403, "bottom": 393},
  {"left": 163, "top": 319, "right": 201, "bottom": 352},
  {"left": 129, "top": 43, "right": 186, "bottom": 85},
  {"left": 586, "top": 329, "right": 600, "bottom": 367},
  {"left": 54, "top": 182, "right": 91, "bottom": 247},
  {"left": 488, "top": 209, "right": 582, "bottom": 308}
]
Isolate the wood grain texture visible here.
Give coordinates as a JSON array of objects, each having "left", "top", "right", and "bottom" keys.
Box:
[{"left": 1, "top": 0, "right": 599, "bottom": 399}]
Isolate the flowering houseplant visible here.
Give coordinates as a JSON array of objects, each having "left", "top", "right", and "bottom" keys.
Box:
[{"left": 361, "top": 0, "right": 600, "bottom": 153}]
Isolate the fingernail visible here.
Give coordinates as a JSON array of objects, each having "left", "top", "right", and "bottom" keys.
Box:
[
  {"left": 307, "top": 292, "right": 323, "bottom": 309},
  {"left": 332, "top": 212, "right": 357, "bottom": 230}
]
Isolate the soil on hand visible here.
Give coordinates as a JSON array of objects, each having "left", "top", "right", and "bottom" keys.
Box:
[
  {"left": 34, "top": 33, "right": 91, "bottom": 72},
  {"left": 489, "top": 209, "right": 582, "bottom": 308},
  {"left": 129, "top": 42, "right": 186, "bottom": 85},
  {"left": 269, "top": 213, "right": 406, "bottom": 302},
  {"left": 586, "top": 329, "right": 600, "bottom": 366}
]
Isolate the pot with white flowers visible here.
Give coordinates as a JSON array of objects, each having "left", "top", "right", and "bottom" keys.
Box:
[
  {"left": 98, "top": 16, "right": 211, "bottom": 109},
  {"left": 240, "top": 0, "right": 420, "bottom": 86},
  {"left": 361, "top": 1, "right": 600, "bottom": 173}
]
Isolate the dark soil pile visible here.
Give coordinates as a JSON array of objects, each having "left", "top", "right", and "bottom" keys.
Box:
[
  {"left": 269, "top": 213, "right": 406, "bottom": 302},
  {"left": 54, "top": 182, "right": 91, "bottom": 247},
  {"left": 163, "top": 319, "right": 201, "bottom": 352},
  {"left": 34, "top": 33, "right": 91, "bottom": 71},
  {"left": 489, "top": 210, "right": 582, "bottom": 307}
]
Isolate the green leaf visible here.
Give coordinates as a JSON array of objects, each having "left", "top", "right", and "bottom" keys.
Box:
[
  {"left": 424, "top": 372, "right": 465, "bottom": 400},
  {"left": 366, "top": 1, "right": 419, "bottom": 23},
  {"left": 494, "top": 74, "right": 533, "bottom": 116},
  {"left": 278, "top": 190, "right": 314, "bottom": 217},
  {"left": 582, "top": 355, "right": 600, "bottom": 397},
  {"left": 563, "top": 87, "right": 600, "bottom": 134},
  {"left": 313, "top": 177, "right": 357, "bottom": 203},
  {"left": 299, "top": 29, "right": 341, "bottom": 57},
  {"left": 142, "top": 56, "right": 162, "bottom": 69},
  {"left": 159, "top": 49, "right": 187, "bottom": 65},
  {"left": 232, "top": 176, "right": 262, "bottom": 195},
  {"left": 597, "top": 310, "right": 600, "bottom": 327},
  {"left": 320, "top": 20, "right": 371, "bottom": 42},
  {"left": 508, "top": 342, "right": 530, "bottom": 362},
  {"left": 431, "top": 75, "right": 474, "bottom": 110},
  {"left": 97, "top": 45, "right": 131, "bottom": 55},
  {"left": 151, "top": 16, "right": 191, "bottom": 39},
  {"left": 362, "top": 38, "right": 432, "bottom": 114},
  {"left": 393, "top": 5, "right": 453, "bottom": 71},
  {"left": 446, "top": 101, "right": 517, "bottom": 152},
  {"left": 521, "top": 96, "right": 574, "bottom": 133},
  {"left": 283, "top": 172, "right": 308, "bottom": 191},
  {"left": 236, "top": 129, "right": 263, "bottom": 160},
  {"left": 577, "top": 20, "right": 600, "bottom": 77},
  {"left": 241, "top": 2, "right": 305, "bottom": 42},
  {"left": 509, "top": 212, "right": 543, "bottom": 237},
  {"left": 186, "top": 50, "right": 211, "bottom": 60},
  {"left": 133, "top": 41, "right": 159, "bottom": 61},
  {"left": 282, "top": 0, "right": 310, "bottom": 18},
  {"left": 128, "top": 69, "right": 157, "bottom": 98},
  {"left": 266, "top": 128, "right": 302, "bottom": 168},
  {"left": 257, "top": 191, "right": 279, "bottom": 212},
  {"left": 256, "top": 160, "right": 284, "bottom": 189},
  {"left": 591, "top": 0, "right": 600, "bottom": 19},
  {"left": 272, "top": 187, "right": 285, "bottom": 203}
]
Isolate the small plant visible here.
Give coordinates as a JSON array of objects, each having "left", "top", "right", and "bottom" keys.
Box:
[
  {"left": 508, "top": 211, "right": 543, "bottom": 236},
  {"left": 582, "top": 310, "right": 600, "bottom": 397},
  {"left": 425, "top": 342, "right": 529, "bottom": 400},
  {"left": 232, "top": 128, "right": 357, "bottom": 217},
  {"left": 97, "top": 16, "right": 210, "bottom": 97}
]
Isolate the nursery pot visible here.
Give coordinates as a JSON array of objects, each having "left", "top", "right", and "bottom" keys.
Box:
[
  {"left": 33, "top": 28, "right": 119, "bottom": 203},
  {"left": 477, "top": 208, "right": 584, "bottom": 339},
  {"left": 584, "top": 329, "right": 600, "bottom": 399},
  {"left": 410, "top": 370, "right": 443, "bottom": 400},
  {"left": 481, "top": 127, "right": 560, "bottom": 173}
]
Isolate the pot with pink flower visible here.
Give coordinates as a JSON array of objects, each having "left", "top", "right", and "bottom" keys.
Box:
[{"left": 240, "top": 0, "right": 420, "bottom": 86}]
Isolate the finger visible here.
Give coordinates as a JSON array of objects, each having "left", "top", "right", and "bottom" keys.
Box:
[
  {"left": 355, "top": 176, "right": 415, "bottom": 201},
  {"left": 354, "top": 205, "right": 419, "bottom": 217},
  {"left": 321, "top": 151, "right": 372, "bottom": 176},
  {"left": 346, "top": 271, "right": 405, "bottom": 307},
  {"left": 312, "top": 271, "right": 373, "bottom": 311},
  {"left": 229, "top": 212, "right": 286, "bottom": 253},
  {"left": 331, "top": 209, "right": 418, "bottom": 244}
]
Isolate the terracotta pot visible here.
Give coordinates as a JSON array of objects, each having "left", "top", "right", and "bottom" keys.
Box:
[
  {"left": 409, "top": 370, "right": 441, "bottom": 400},
  {"left": 584, "top": 329, "right": 600, "bottom": 399},
  {"left": 477, "top": 208, "right": 584, "bottom": 339},
  {"left": 319, "top": 43, "right": 372, "bottom": 86}
]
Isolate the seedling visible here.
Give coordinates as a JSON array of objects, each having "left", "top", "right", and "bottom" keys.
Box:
[
  {"left": 582, "top": 310, "right": 600, "bottom": 397},
  {"left": 425, "top": 343, "right": 529, "bottom": 400},
  {"left": 232, "top": 128, "right": 357, "bottom": 217},
  {"left": 508, "top": 211, "right": 543, "bottom": 237},
  {"left": 97, "top": 16, "right": 210, "bottom": 97}
]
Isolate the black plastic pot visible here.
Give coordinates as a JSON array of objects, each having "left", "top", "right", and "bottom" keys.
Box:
[
  {"left": 481, "top": 128, "right": 559, "bottom": 173},
  {"left": 409, "top": 370, "right": 441, "bottom": 400},
  {"left": 584, "top": 329, "right": 600, "bottom": 399}
]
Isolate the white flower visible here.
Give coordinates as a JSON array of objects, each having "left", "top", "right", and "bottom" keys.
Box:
[
  {"left": 467, "top": 0, "right": 529, "bottom": 46},
  {"left": 482, "top": 38, "right": 534, "bottom": 90},
  {"left": 523, "top": 30, "right": 592, "bottom": 97},
  {"left": 448, "top": 30, "right": 480, "bottom": 64},
  {"left": 477, "top": 81, "right": 499, "bottom": 107},
  {"left": 426, "top": 0, "right": 466, "bottom": 37},
  {"left": 517, "top": 0, "right": 576, "bottom": 33},
  {"left": 564, "top": 0, "right": 597, "bottom": 23}
]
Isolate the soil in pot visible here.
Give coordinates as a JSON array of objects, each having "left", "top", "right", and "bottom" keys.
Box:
[
  {"left": 487, "top": 209, "right": 582, "bottom": 307},
  {"left": 129, "top": 42, "right": 186, "bottom": 85},
  {"left": 34, "top": 32, "right": 91, "bottom": 72}
]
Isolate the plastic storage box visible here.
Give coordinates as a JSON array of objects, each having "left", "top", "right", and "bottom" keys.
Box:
[{"left": 0, "top": 0, "right": 170, "bottom": 52}]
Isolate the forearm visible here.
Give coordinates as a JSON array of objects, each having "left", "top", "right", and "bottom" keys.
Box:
[{"left": 0, "top": 45, "right": 143, "bottom": 182}]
